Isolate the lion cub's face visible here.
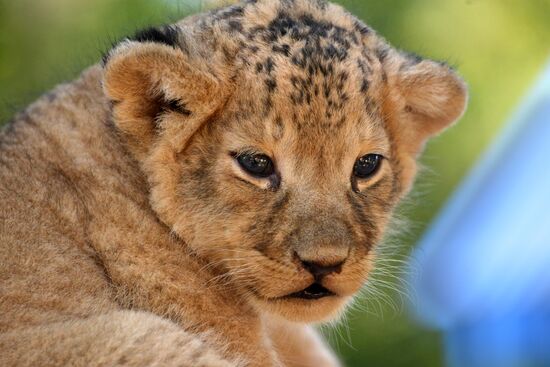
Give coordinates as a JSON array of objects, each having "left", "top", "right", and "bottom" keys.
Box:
[
  {"left": 172, "top": 56, "right": 398, "bottom": 321},
  {"left": 103, "top": 0, "right": 467, "bottom": 322}
]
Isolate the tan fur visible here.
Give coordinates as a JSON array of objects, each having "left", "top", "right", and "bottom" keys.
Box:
[{"left": 0, "top": 1, "right": 467, "bottom": 366}]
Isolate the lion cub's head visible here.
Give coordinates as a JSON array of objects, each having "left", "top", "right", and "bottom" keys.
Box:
[{"left": 102, "top": 0, "right": 466, "bottom": 322}]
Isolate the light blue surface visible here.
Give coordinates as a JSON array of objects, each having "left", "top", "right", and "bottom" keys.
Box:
[
  {"left": 409, "top": 60, "right": 550, "bottom": 366},
  {"left": 445, "top": 314, "right": 550, "bottom": 367}
]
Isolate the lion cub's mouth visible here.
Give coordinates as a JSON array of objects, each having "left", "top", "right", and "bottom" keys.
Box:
[{"left": 285, "top": 282, "right": 335, "bottom": 300}]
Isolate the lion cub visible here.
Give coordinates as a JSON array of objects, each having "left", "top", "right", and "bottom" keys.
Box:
[{"left": 0, "top": 0, "right": 466, "bottom": 366}]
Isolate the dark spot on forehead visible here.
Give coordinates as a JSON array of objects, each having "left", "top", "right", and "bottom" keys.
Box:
[
  {"left": 376, "top": 46, "right": 390, "bottom": 63},
  {"left": 265, "top": 57, "right": 275, "bottom": 74},
  {"left": 222, "top": 5, "right": 244, "bottom": 18},
  {"left": 338, "top": 70, "right": 349, "bottom": 82},
  {"left": 228, "top": 20, "right": 243, "bottom": 32},
  {"left": 357, "top": 58, "right": 371, "bottom": 74},
  {"left": 291, "top": 54, "right": 306, "bottom": 68},
  {"left": 281, "top": 0, "right": 296, "bottom": 7},
  {"left": 361, "top": 79, "right": 370, "bottom": 93},
  {"left": 313, "top": 0, "right": 328, "bottom": 10},
  {"left": 324, "top": 44, "right": 347, "bottom": 61},
  {"left": 352, "top": 21, "right": 370, "bottom": 38},
  {"left": 299, "top": 14, "right": 329, "bottom": 37},
  {"left": 272, "top": 44, "right": 291, "bottom": 56},
  {"left": 209, "top": 4, "right": 244, "bottom": 20},
  {"left": 255, "top": 62, "right": 264, "bottom": 73},
  {"left": 264, "top": 13, "right": 298, "bottom": 41},
  {"left": 265, "top": 78, "right": 277, "bottom": 92}
]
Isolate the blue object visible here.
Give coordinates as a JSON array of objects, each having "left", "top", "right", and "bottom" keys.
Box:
[{"left": 409, "top": 60, "right": 550, "bottom": 367}]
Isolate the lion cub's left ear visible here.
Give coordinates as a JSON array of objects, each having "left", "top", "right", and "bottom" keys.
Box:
[
  {"left": 102, "top": 26, "right": 227, "bottom": 161},
  {"left": 382, "top": 52, "right": 468, "bottom": 157}
]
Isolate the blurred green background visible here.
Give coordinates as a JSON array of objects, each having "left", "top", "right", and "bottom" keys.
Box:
[{"left": 1, "top": 0, "right": 549, "bottom": 365}]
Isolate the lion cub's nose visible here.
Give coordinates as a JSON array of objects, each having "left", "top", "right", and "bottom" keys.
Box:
[{"left": 301, "top": 259, "right": 344, "bottom": 279}]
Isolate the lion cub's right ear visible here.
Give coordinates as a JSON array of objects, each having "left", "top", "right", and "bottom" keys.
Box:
[{"left": 102, "top": 26, "right": 226, "bottom": 160}]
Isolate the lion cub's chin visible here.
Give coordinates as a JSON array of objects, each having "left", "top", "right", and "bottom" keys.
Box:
[{"left": 252, "top": 294, "right": 352, "bottom": 323}]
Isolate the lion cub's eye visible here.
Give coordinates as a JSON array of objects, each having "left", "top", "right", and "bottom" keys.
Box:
[
  {"left": 235, "top": 153, "right": 275, "bottom": 178},
  {"left": 353, "top": 154, "right": 383, "bottom": 179}
]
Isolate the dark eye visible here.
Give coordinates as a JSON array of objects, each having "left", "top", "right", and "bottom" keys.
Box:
[
  {"left": 353, "top": 154, "right": 383, "bottom": 179},
  {"left": 235, "top": 153, "right": 275, "bottom": 178}
]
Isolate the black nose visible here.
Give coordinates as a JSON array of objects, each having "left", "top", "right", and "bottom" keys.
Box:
[{"left": 301, "top": 260, "right": 344, "bottom": 279}]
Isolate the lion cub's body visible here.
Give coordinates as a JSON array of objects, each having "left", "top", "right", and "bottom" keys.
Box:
[
  {"left": 0, "top": 69, "right": 336, "bottom": 367},
  {"left": 0, "top": 68, "right": 224, "bottom": 366},
  {"left": 0, "top": 1, "right": 466, "bottom": 366}
]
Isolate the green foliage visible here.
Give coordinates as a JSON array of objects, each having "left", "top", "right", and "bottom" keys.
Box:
[{"left": 1, "top": 0, "right": 549, "bottom": 365}]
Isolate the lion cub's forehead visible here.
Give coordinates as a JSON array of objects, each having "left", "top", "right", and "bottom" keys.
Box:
[{"left": 211, "top": 0, "right": 389, "bottom": 151}]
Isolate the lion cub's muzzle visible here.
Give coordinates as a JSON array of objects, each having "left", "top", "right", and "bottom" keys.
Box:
[{"left": 283, "top": 254, "right": 345, "bottom": 300}]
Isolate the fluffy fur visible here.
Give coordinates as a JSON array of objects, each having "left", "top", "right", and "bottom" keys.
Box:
[{"left": 0, "top": 0, "right": 467, "bottom": 366}]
